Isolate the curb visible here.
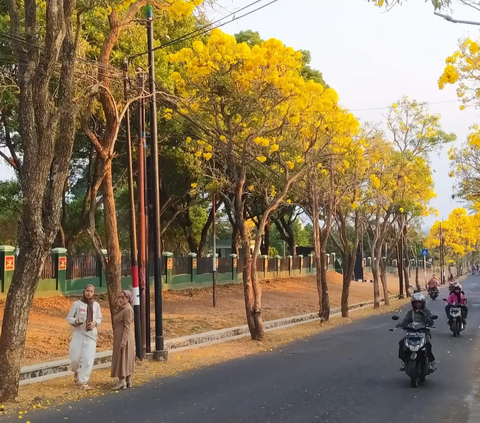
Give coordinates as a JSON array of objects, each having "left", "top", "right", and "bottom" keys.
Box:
[{"left": 19, "top": 295, "right": 400, "bottom": 386}]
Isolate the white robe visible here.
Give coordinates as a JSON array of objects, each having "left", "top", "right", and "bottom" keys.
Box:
[{"left": 67, "top": 300, "right": 102, "bottom": 385}]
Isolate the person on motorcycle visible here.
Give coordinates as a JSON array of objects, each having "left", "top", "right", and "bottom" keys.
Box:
[
  {"left": 446, "top": 283, "right": 468, "bottom": 325},
  {"left": 427, "top": 275, "right": 439, "bottom": 292},
  {"left": 448, "top": 276, "right": 457, "bottom": 292},
  {"left": 397, "top": 292, "right": 436, "bottom": 372}
]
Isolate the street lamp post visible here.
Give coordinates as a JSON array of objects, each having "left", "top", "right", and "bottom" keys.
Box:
[{"left": 146, "top": 4, "right": 167, "bottom": 361}]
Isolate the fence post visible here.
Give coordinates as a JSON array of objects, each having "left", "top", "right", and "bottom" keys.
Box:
[
  {"left": 308, "top": 254, "right": 313, "bottom": 273},
  {"left": 331, "top": 253, "right": 336, "bottom": 271},
  {"left": 188, "top": 252, "right": 197, "bottom": 283},
  {"left": 275, "top": 255, "right": 281, "bottom": 277},
  {"left": 262, "top": 255, "right": 268, "bottom": 278},
  {"left": 325, "top": 254, "right": 330, "bottom": 270},
  {"left": 0, "top": 245, "right": 15, "bottom": 294},
  {"left": 230, "top": 254, "right": 238, "bottom": 281},
  {"left": 163, "top": 252, "right": 173, "bottom": 285},
  {"left": 96, "top": 249, "right": 108, "bottom": 288},
  {"left": 52, "top": 247, "right": 67, "bottom": 291},
  {"left": 298, "top": 255, "right": 303, "bottom": 274},
  {"left": 287, "top": 255, "right": 293, "bottom": 276}
]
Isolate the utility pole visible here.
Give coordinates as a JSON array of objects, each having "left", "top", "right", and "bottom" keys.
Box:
[
  {"left": 146, "top": 4, "right": 167, "bottom": 361},
  {"left": 439, "top": 221, "right": 445, "bottom": 285},
  {"left": 123, "top": 63, "right": 142, "bottom": 359},
  {"left": 137, "top": 69, "right": 147, "bottom": 359},
  {"left": 212, "top": 195, "right": 217, "bottom": 308}
]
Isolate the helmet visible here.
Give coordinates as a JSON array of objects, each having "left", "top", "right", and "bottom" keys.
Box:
[
  {"left": 454, "top": 283, "right": 462, "bottom": 291},
  {"left": 411, "top": 292, "right": 426, "bottom": 309}
]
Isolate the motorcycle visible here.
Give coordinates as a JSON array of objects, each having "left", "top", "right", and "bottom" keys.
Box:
[
  {"left": 443, "top": 299, "right": 465, "bottom": 337},
  {"left": 428, "top": 286, "right": 439, "bottom": 300},
  {"left": 390, "top": 315, "right": 438, "bottom": 388}
]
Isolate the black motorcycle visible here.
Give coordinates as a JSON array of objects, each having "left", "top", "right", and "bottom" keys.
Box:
[
  {"left": 391, "top": 315, "right": 438, "bottom": 388},
  {"left": 443, "top": 299, "right": 465, "bottom": 337},
  {"left": 428, "top": 286, "right": 439, "bottom": 300}
]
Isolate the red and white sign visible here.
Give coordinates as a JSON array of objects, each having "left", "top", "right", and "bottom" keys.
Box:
[
  {"left": 192, "top": 259, "right": 197, "bottom": 269},
  {"left": 167, "top": 258, "right": 173, "bottom": 270},
  {"left": 5, "top": 255, "right": 14, "bottom": 271},
  {"left": 58, "top": 257, "right": 67, "bottom": 271}
]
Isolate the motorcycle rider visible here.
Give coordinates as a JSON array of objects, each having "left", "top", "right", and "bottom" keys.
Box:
[
  {"left": 448, "top": 276, "right": 457, "bottom": 292},
  {"left": 446, "top": 283, "right": 468, "bottom": 326},
  {"left": 427, "top": 274, "right": 439, "bottom": 295},
  {"left": 397, "top": 292, "right": 436, "bottom": 372}
]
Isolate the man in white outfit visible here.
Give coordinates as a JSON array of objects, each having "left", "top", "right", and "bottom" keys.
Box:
[{"left": 67, "top": 284, "right": 102, "bottom": 390}]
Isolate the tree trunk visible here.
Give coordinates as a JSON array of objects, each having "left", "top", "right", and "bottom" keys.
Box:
[
  {"left": 341, "top": 252, "right": 355, "bottom": 318},
  {"left": 198, "top": 199, "right": 221, "bottom": 257},
  {"left": 101, "top": 169, "right": 123, "bottom": 318},
  {"left": 250, "top": 258, "right": 265, "bottom": 340},
  {"left": 371, "top": 250, "right": 381, "bottom": 309},
  {"left": 415, "top": 264, "right": 420, "bottom": 291},
  {"left": 261, "top": 221, "right": 271, "bottom": 256},
  {"left": 319, "top": 248, "right": 330, "bottom": 321},
  {"left": 235, "top": 182, "right": 261, "bottom": 340},
  {"left": 397, "top": 244, "right": 404, "bottom": 299},
  {"left": 380, "top": 258, "right": 390, "bottom": 306},
  {"left": 0, "top": 245, "right": 49, "bottom": 401},
  {"left": 403, "top": 224, "right": 410, "bottom": 297},
  {"left": 0, "top": 0, "right": 78, "bottom": 401}
]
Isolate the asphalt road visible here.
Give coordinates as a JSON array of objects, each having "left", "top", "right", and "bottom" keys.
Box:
[{"left": 6, "top": 276, "right": 480, "bottom": 423}]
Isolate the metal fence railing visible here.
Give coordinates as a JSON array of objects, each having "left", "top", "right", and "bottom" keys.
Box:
[
  {"left": 67, "top": 255, "right": 98, "bottom": 280},
  {"left": 41, "top": 255, "right": 55, "bottom": 279}
]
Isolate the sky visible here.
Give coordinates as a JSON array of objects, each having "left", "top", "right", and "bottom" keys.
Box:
[
  {"left": 205, "top": 0, "right": 480, "bottom": 230},
  {"left": 0, "top": 0, "right": 478, "bottom": 232}
]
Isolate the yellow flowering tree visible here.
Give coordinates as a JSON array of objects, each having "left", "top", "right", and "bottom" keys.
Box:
[
  {"left": 168, "top": 29, "right": 352, "bottom": 339},
  {"left": 306, "top": 110, "right": 360, "bottom": 322},
  {"left": 387, "top": 96, "right": 455, "bottom": 157},
  {"left": 365, "top": 138, "right": 436, "bottom": 306},
  {"left": 326, "top": 129, "right": 371, "bottom": 317},
  {"left": 426, "top": 208, "right": 478, "bottom": 273},
  {"left": 439, "top": 38, "right": 480, "bottom": 108}
]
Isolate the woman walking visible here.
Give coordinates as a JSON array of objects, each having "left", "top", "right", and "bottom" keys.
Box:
[
  {"left": 67, "top": 284, "right": 102, "bottom": 390},
  {"left": 111, "top": 290, "right": 135, "bottom": 390}
]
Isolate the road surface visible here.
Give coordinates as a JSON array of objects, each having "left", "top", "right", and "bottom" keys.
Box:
[{"left": 5, "top": 276, "right": 480, "bottom": 423}]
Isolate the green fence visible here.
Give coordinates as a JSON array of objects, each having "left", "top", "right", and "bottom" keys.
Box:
[{"left": 0, "top": 247, "right": 401, "bottom": 298}]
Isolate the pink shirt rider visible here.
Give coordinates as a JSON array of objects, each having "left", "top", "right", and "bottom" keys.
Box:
[
  {"left": 427, "top": 277, "right": 439, "bottom": 288},
  {"left": 447, "top": 291, "right": 467, "bottom": 306}
]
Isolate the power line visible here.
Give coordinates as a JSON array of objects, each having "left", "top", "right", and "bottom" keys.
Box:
[
  {"left": 129, "top": 0, "right": 280, "bottom": 60},
  {"left": 350, "top": 100, "right": 462, "bottom": 112}
]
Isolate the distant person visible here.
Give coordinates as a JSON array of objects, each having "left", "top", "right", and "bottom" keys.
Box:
[
  {"left": 111, "top": 290, "right": 135, "bottom": 390},
  {"left": 427, "top": 274, "right": 439, "bottom": 289},
  {"left": 67, "top": 284, "right": 102, "bottom": 390}
]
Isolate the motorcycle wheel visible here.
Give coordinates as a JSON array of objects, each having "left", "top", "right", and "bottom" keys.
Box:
[
  {"left": 456, "top": 320, "right": 461, "bottom": 336},
  {"left": 407, "top": 361, "right": 418, "bottom": 388},
  {"left": 410, "top": 376, "right": 419, "bottom": 388}
]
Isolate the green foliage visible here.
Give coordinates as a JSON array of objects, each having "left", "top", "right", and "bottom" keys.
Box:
[{"left": 0, "top": 179, "right": 21, "bottom": 245}]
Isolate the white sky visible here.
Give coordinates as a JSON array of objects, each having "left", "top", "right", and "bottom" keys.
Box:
[
  {"left": 207, "top": 0, "right": 480, "bottom": 230},
  {"left": 1, "top": 0, "right": 478, "bottom": 232}
]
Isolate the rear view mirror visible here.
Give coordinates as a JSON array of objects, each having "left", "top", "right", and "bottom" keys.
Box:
[
  {"left": 391, "top": 315, "right": 400, "bottom": 321},
  {"left": 432, "top": 315, "right": 438, "bottom": 320},
  {"left": 389, "top": 329, "right": 394, "bottom": 331},
  {"left": 443, "top": 299, "right": 447, "bottom": 302}
]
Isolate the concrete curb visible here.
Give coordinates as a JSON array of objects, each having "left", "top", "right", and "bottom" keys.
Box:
[{"left": 19, "top": 295, "right": 400, "bottom": 386}]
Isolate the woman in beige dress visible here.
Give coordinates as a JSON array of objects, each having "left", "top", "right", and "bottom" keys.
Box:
[{"left": 110, "top": 290, "right": 135, "bottom": 390}]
